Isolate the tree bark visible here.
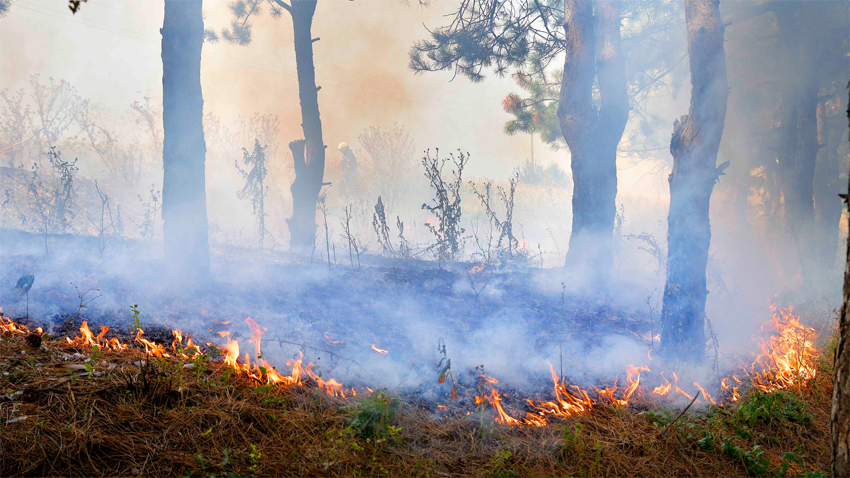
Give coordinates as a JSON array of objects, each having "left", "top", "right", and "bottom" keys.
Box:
[
  {"left": 558, "top": 0, "right": 628, "bottom": 281},
  {"left": 285, "top": 0, "right": 325, "bottom": 252},
  {"left": 161, "top": 0, "right": 210, "bottom": 278},
  {"left": 660, "top": 0, "right": 728, "bottom": 362},
  {"left": 832, "top": 82, "right": 850, "bottom": 478}
]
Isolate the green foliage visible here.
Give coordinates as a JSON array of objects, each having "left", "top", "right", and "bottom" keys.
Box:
[
  {"left": 697, "top": 430, "right": 715, "bottom": 451},
  {"left": 346, "top": 390, "right": 401, "bottom": 441},
  {"left": 734, "top": 391, "right": 812, "bottom": 428},
  {"left": 777, "top": 451, "right": 803, "bottom": 477},
  {"left": 247, "top": 444, "right": 261, "bottom": 474},
  {"left": 638, "top": 409, "right": 673, "bottom": 428},
  {"left": 489, "top": 449, "right": 517, "bottom": 478},
  {"left": 130, "top": 304, "right": 142, "bottom": 334},
  {"left": 84, "top": 349, "right": 102, "bottom": 374},
  {"left": 502, "top": 58, "right": 566, "bottom": 150},
  {"left": 721, "top": 438, "right": 771, "bottom": 476},
  {"left": 561, "top": 423, "right": 584, "bottom": 454}
]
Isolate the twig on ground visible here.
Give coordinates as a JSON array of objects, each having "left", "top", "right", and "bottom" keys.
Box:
[{"left": 657, "top": 390, "right": 700, "bottom": 439}]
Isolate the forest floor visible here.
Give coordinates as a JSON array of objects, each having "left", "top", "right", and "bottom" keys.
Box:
[{"left": 0, "top": 318, "right": 835, "bottom": 478}]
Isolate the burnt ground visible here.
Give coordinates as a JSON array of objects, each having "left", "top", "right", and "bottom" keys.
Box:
[{"left": 0, "top": 228, "right": 652, "bottom": 396}]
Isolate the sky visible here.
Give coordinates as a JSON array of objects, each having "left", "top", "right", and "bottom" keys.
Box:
[{"left": 0, "top": 0, "right": 675, "bottom": 190}]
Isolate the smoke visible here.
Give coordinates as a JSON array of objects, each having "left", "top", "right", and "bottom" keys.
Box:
[{"left": 0, "top": 0, "right": 848, "bottom": 397}]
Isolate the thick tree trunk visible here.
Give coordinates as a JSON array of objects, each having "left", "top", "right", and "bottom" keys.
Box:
[
  {"left": 161, "top": 0, "right": 209, "bottom": 277},
  {"left": 660, "top": 0, "right": 728, "bottom": 362},
  {"left": 558, "top": 0, "right": 628, "bottom": 280},
  {"left": 832, "top": 83, "right": 850, "bottom": 478},
  {"left": 285, "top": 0, "right": 325, "bottom": 252}
]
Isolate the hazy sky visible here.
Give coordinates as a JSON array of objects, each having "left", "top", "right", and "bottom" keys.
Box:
[
  {"left": 0, "top": 0, "right": 679, "bottom": 192},
  {"left": 1, "top": 1, "right": 562, "bottom": 175}
]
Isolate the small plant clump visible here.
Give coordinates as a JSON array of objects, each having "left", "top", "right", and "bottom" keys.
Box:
[{"left": 346, "top": 390, "right": 402, "bottom": 442}]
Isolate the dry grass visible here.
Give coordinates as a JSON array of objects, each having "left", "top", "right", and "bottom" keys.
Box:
[{"left": 0, "top": 329, "right": 834, "bottom": 478}]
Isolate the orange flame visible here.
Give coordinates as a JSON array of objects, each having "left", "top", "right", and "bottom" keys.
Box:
[
  {"left": 746, "top": 306, "right": 817, "bottom": 392},
  {"left": 475, "top": 375, "right": 524, "bottom": 426},
  {"left": 652, "top": 372, "right": 671, "bottom": 396},
  {"left": 371, "top": 344, "right": 388, "bottom": 354}
]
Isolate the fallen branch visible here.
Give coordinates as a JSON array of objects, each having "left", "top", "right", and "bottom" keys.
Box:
[{"left": 657, "top": 390, "right": 700, "bottom": 439}]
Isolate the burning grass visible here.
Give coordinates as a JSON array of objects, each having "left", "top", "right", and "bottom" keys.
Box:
[{"left": 0, "top": 309, "right": 835, "bottom": 477}]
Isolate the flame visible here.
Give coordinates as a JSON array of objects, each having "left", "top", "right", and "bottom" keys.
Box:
[
  {"left": 693, "top": 382, "right": 717, "bottom": 406},
  {"left": 371, "top": 344, "right": 388, "bottom": 354},
  {"left": 324, "top": 334, "right": 342, "bottom": 344},
  {"left": 475, "top": 375, "right": 524, "bottom": 425},
  {"left": 746, "top": 306, "right": 818, "bottom": 392},
  {"left": 524, "top": 364, "right": 593, "bottom": 422},
  {"left": 469, "top": 261, "right": 486, "bottom": 274},
  {"left": 1, "top": 315, "right": 32, "bottom": 334},
  {"left": 652, "top": 372, "right": 672, "bottom": 396},
  {"left": 720, "top": 375, "right": 742, "bottom": 402},
  {"left": 67, "top": 321, "right": 128, "bottom": 351}
]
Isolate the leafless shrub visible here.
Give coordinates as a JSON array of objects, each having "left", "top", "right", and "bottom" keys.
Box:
[
  {"left": 396, "top": 216, "right": 412, "bottom": 260},
  {"left": 625, "top": 232, "right": 666, "bottom": 274},
  {"left": 77, "top": 103, "right": 146, "bottom": 187},
  {"left": 421, "top": 148, "right": 467, "bottom": 264},
  {"left": 130, "top": 96, "right": 162, "bottom": 158},
  {"left": 20, "top": 147, "right": 79, "bottom": 253},
  {"left": 469, "top": 172, "right": 520, "bottom": 266},
  {"left": 0, "top": 89, "right": 35, "bottom": 168},
  {"left": 372, "top": 196, "right": 415, "bottom": 260},
  {"left": 89, "top": 180, "right": 124, "bottom": 257},
  {"left": 340, "top": 204, "right": 362, "bottom": 269},
  {"left": 318, "top": 190, "right": 331, "bottom": 270},
  {"left": 137, "top": 184, "right": 161, "bottom": 243},
  {"left": 358, "top": 124, "right": 416, "bottom": 212},
  {"left": 238, "top": 113, "right": 280, "bottom": 160},
  {"left": 373, "top": 196, "right": 393, "bottom": 256},
  {"left": 28, "top": 76, "right": 85, "bottom": 166}
]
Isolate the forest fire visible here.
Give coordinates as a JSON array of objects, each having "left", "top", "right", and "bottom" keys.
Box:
[{"left": 1, "top": 302, "right": 820, "bottom": 430}]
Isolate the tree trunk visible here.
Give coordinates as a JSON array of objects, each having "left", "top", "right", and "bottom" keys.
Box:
[
  {"left": 285, "top": 0, "right": 325, "bottom": 253},
  {"left": 832, "top": 82, "right": 850, "bottom": 478},
  {"left": 786, "top": 77, "right": 819, "bottom": 282},
  {"left": 161, "top": 0, "right": 209, "bottom": 278},
  {"left": 814, "top": 98, "right": 843, "bottom": 273},
  {"left": 660, "top": 0, "right": 728, "bottom": 362},
  {"left": 558, "top": 0, "right": 628, "bottom": 281}
]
